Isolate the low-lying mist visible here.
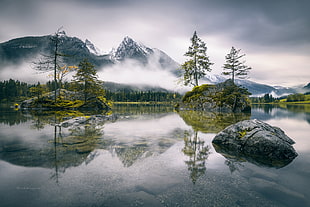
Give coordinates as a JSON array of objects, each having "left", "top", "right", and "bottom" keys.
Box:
[
  {"left": 0, "top": 63, "right": 51, "bottom": 84},
  {"left": 98, "top": 59, "right": 189, "bottom": 92},
  {"left": 0, "top": 60, "right": 190, "bottom": 92}
]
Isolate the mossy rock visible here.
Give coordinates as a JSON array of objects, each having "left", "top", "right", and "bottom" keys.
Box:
[{"left": 177, "top": 79, "right": 251, "bottom": 113}]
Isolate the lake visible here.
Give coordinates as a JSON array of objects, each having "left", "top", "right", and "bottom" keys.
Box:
[{"left": 0, "top": 104, "right": 309, "bottom": 207}]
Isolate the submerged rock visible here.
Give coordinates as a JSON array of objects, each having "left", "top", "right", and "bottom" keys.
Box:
[
  {"left": 59, "top": 114, "right": 117, "bottom": 128},
  {"left": 212, "top": 119, "right": 298, "bottom": 168}
]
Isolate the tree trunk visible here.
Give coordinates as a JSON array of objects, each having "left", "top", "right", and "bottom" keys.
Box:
[{"left": 53, "top": 35, "right": 59, "bottom": 102}]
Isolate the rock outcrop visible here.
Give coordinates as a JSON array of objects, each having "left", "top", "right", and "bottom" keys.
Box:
[
  {"left": 21, "top": 89, "right": 111, "bottom": 110},
  {"left": 59, "top": 114, "right": 117, "bottom": 128},
  {"left": 176, "top": 80, "right": 251, "bottom": 112},
  {"left": 212, "top": 119, "right": 298, "bottom": 168}
]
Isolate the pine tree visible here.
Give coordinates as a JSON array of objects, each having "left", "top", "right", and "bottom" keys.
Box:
[
  {"left": 72, "top": 59, "right": 104, "bottom": 102},
  {"left": 222, "top": 47, "right": 251, "bottom": 83},
  {"left": 180, "top": 31, "right": 213, "bottom": 87}
]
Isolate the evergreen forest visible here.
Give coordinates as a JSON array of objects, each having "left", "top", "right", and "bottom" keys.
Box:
[{"left": 0, "top": 79, "right": 181, "bottom": 104}]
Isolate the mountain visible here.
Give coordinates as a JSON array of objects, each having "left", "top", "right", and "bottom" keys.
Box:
[
  {"left": 0, "top": 33, "right": 112, "bottom": 67},
  {"left": 201, "top": 75, "right": 297, "bottom": 97},
  {"left": 0, "top": 34, "right": 178, "bottom": 71},
  {"left": 234, "top": 79, "right": 296, "bottom": 97},
  {"left": 111, "top": 36, "right": 152, "bottom": 63},
  {"left": 85, "top": 39, "right": 104, "bottom": 56},
  {"left": 110, "top": 36, "right": 179, "bottom": 73},
  {"left": 0, "top": 33, "right": 306, "bottom": 96},
  {"left": 303, "top": 83, "right": 310, "bottom": 92}
]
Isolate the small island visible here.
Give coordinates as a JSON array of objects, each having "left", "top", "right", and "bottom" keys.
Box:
[
  {"left": 176, "top": 79, "right": 251, "bottom": 113},
  {"left": 176, "top": 32, "right": 252, "bottom": 113}
]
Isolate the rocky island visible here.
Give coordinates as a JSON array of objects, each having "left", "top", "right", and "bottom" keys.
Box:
[
  {"left": 20, "top": 89, "right": 111, "bottom": 111},
  {"left": 176, "top": 79, "right": 251, "bottom": 113}
]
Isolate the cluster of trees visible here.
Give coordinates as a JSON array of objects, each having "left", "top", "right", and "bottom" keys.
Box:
[
  {"left": 250, "top": 93, "right": 308, "bottom": 103},
  {"left": 0, "top": 79, "right": 32, "bottom": 102},
  {"left": 0, "top": 78, "right": 181, "bottom": 104},
  {"left": 286, "top": 93, "right": 306, "bottom": 102},
  {"left": 105, "top": 90, "right": 181, "bottom": 102},
  {"left": 28, "top": 28, "right": 108, "bottom": 108},
  {"left": 250, "top": 94, "right": 277, "bottom": 103},
  {"left": 180, "top": 31, "right": 251, "bottom": 87}
]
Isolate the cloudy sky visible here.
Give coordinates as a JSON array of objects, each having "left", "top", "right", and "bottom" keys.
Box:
[{"left": 0, "top": 0, "right": 309, "bottom": 87}]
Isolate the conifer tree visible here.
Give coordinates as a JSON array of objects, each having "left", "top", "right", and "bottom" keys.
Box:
[
  {"left": 180, "top": 31, "right": 213, "bottom": 87},
  {"left": 222, "top": 47, "right": 251, "bottom": 83},
  {"left": 72, "top": 59, "right": 104, "bottom": 102}
]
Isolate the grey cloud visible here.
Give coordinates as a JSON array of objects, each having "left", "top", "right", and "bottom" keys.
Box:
[
  {"left": 191, "top": 0, "right": 310, "bottom": 52},
  {"left": 0, "top": 0, "right": 309, "bottom": 86}
]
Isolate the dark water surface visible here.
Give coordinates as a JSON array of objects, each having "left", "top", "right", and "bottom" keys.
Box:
[{"left": 0, "top": 105, "right": 309, "bottom": 207}]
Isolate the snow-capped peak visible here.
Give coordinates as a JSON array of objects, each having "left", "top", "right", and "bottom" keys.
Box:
[
  {"left": 203, "top": 73, "right": 227, "bottom": 84},
  {"left": 85, "top": 39, "right": 104, "bottom": 56},
  {"left": 110, "top": 36, "right": 153, "bottom": 61}
]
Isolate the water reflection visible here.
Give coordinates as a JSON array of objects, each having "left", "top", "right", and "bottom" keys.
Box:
[
  {"left": 0, "top": 107, "right": 185, "bottom": 176},
  {"left": 0, "top": 105, "right": 309, "bottom": 206},
  {"left": 213, "top": 142, "right": 296, "bottom": 169},
  {"left": 0, "top": 107, "right": 31, "bottom": 125},
  {"left": 112, "top": 104, "right": 175, "bottom": 116},
  {"left": 252, "top": 104, "right": 310, "bottom": 124},
  {"left": 182, "top": 130, "right": 211, "bottom": 184},
  {"left": 178, "top": 110, "right": 250, "bottom": 133},
  {"left": 176, "top": 110, "right": 251, "bottom": 182}
]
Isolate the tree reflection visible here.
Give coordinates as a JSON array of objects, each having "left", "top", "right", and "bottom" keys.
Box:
[
  {"left": 51, "top": 125, "right": 61, "bottom": 183},
  {"left": 182, "top": 130, "right": 211, "bottom": 184}
]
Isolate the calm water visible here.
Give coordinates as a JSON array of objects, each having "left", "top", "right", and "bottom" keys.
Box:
[{"left": 0, "top": 104, "right": 309, "bottom": 207}]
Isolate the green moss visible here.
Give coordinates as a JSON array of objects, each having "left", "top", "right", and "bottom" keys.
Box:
[
  {"left": 182, "top": 84, "right": 215, "bottom": 103},
  {"left": 180, "top": 80, "right": 251, "bottom": 112},
  {"left": 238, "top": 130, "right": 247, "bottom": 138}
]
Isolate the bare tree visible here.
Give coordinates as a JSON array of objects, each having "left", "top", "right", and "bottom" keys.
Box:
[{"left": 33, "top": 28, "right": 67, "bottom": 101}]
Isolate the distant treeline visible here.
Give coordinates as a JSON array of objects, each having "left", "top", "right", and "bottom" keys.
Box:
[
  {"left": 0, "top": 79, "right": 62, "bottom": 102},
  {"left": 250, "top": 93, "right": 310, "bottom": 103},
  {"left": 250, "top": 94, "right": 278, "bottom": 103},
  {"left": 0, "top": 79, "right": 31, "bottom": 101},
  {"left": 105, "top": 90, "right": 181, "bottom": 102},
  {"left": 0, "top": 79, "right": 181, "bottom": 103}
]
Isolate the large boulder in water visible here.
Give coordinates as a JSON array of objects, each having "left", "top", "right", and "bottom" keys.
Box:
[{"left": 212, "top": 119, "right": 298, "bottom": 168}]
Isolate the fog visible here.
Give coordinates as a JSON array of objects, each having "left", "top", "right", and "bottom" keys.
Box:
[
  {"left": 0, "top": 63, "right": 51, "bottom": 84},
  {"left": 98, "top": 59, "right": 189, "bottom": 92},
  {"left": 0, "top": 60, "right": 190, "bottom": 92}
]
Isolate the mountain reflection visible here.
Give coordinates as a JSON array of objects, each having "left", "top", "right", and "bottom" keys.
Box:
[{"left": 0, "top": 108, "right": 185, "bottom": 176}]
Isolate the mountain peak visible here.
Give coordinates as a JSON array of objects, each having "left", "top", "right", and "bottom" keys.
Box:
[
  {"left": 111, "top": 36, "right": 153, "bottom": 63},
  {"left": 123, "top": 36, "right": 135, "bottom": 44},
  {"left": 85, "top": 39, "right": 104, "bottom": 56}
]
